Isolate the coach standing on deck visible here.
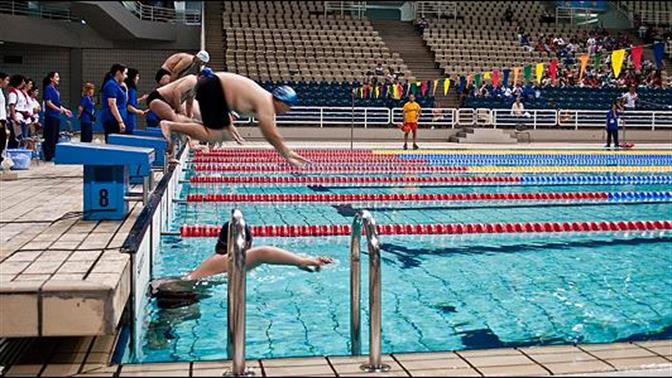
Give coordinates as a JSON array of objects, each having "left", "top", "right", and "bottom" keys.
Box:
[
  {"left": 605, "top": 100, "right": 621, "bottom": 149},
  {"left": 42, "top": 72, "right": 72, "bottom": 161}
]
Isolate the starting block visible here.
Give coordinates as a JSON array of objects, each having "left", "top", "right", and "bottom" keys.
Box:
[
  {"left": 55, "top": 142, "right": 155, "bottom": 220},
  {"left": 133, "top": 127, "right": 164, "bottom": 138},
  {"left": 107, "top": 134, "right": 167, "bottom": 184}
]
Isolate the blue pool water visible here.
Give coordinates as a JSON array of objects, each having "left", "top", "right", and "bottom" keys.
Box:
[
  {"left": 127, "top": 152, "right": 672, "bottom": 363},
  {"left": 134, "top": 232, "right": 672, "bottom": 363}
]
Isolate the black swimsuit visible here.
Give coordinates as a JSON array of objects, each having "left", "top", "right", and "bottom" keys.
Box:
[{"left": 147, "top": 89, "right": 169, "bottom": 107}]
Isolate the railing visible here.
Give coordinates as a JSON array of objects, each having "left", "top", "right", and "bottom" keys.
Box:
[
  {"left": 324, "top": 1, "right": 366, "bottom": 18},
  {"left": 617, "top": 1, "right": 672, "bottom": 27},
  {"left": 121, "top": 1, "right": 201, "bottom": 25},
  {"left": 555, "top": 6, "right": 599, "bottom": 26},
  {"left": 225, "top": 209, "right": 252, "bottom": 377},
  {"left": 414, "top": 1, "right": 458, "bottom": 20},
  {"left": 234, "top": 107, "right": 672, "bottom": 130},
  {"left": 0, "top": 0, "right": 79, "bottom": 21},
  {"left": 350, "top": 211, "right": 390, "bottom": 373}
]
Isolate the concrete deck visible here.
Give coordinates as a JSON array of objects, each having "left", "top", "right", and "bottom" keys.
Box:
[{"left": 0, "top": 162, "right": 157, "bottom": 337}]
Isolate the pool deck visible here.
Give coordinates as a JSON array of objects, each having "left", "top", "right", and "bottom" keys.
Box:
[{"left": 1, "top": 141, "right": 671, "bottom": 376}]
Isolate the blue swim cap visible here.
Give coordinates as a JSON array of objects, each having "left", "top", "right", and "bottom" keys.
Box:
[
  {"left": 272, "top": 85, "right": 298, "bottom": 106},
  {"left": 199, "top": 67, "right": 214, "bottom": 78}
]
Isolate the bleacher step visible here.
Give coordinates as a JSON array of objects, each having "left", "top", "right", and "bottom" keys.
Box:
[{"left": 450, "top": 128, "right": 518, "bottom": 144}]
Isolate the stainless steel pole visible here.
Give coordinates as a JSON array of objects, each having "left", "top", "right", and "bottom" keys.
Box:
[
  {"left": 357, "top": 211, "right": 390, "bottom": 373},
  {"left": 225, "top": 209, "right": 254, "bottom": 377},
  {"left": 350, "top": 216, "right": 362, "bottom": 356}
]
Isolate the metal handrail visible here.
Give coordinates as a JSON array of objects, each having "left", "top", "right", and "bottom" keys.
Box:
[
  {"left": 225, "top": 209, "right": 253, "bottom": 377},
  {"left": 350, "top": 210, "right": 390, "bottom": 373},
  {"left": 121, "top": 1, "right": 201, "bottom": 25},
  {"left": 0, "top": 0, "right": 79, "bottom": 21}
]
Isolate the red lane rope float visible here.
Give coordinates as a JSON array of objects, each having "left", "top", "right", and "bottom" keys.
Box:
[
  {"left": 186, "top": 191, "right": 610, "bottom": 203},
  {"left": 193, "top": 164, "right": 468, "bottom": 173},
  {"left": 195, "top": 150, "right": 374, "bottom": 157},
  {"left": 190, "top": 175, "right": 523, "bottom": 185},
  {"left": 179, "top": 220, "right": 672, "bottom": 237}
]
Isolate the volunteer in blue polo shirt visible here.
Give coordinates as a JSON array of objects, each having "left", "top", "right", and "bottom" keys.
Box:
[
  {"left": 605, "top": 100, "right": 621, "bottom": 149},
  {"left": 100, "top": 64, "right": 128, "bottom": 143},
  {"left": 42, "top": 71, "right": 72, "bottom": 161}
]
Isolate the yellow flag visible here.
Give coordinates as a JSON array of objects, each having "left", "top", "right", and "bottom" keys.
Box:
[
  {"left": 432, "top": 79, "right": 439, "bottom": 96},
  {"left": 513, "top": 67, "right": 521, "bottom": 85},
  {"left": 375, "top": 86, "right": 380, "bottom": 98},
  {"left": 392, "top": 85, "right": 398, "bottom": 98},
  {"left": 443, "top": 78, "right": 450, "bottom": 95},
  {"left": 535, "top": 63, "right": 544, "bottom": 84},
  {"left": 483, "top": 72, "right": 491, "bottom": 81},
  {"left": 611, "top": 49, "right": 626, "bottom": 78}
]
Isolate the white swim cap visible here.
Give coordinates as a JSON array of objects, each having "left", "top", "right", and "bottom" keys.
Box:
[{"left": 196, "top": 50, "right": 210, "bottom": 63}]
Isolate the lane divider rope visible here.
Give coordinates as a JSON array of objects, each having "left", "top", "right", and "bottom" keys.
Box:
[
  {"left": 184, "top": 191, "right": 672, "bottom": 203},
  {"left": 189, "top": 175, "right": 672, "bottom": 185},
  {"left": 179, "top": 220, "right": 672, "bottom": 237}
]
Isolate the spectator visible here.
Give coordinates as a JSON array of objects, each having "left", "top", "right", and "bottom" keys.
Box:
[
  {"left": 504, "top": 5, "right": 513, "bottom": 23},
  {"left": 7, "top": 74, "right": 27, "bottom": 149},
  {"left": 77, "top": 83, "right": 96, "bottom": 143},
  {"left": 0, "top": 72, "right": 8, "bottom": 163},
  {"left": 621, "top": 86, "right": 638, "bottom": 110},
  {"left": 27, "top": 87, "right": 41, "bottom": 140},
  {"left": 511, "top": 97, "right": 530, "bottom": 127},
  {"left": 400, "top": 94, "right": 421, "bottom": 150},
  {"left": 42, "top": 72, "right": 72, "bottom": 162},
  {"left": 638, "top": 23, "right": 648, "bottom": 39},
  {"left": 100, "top": 64, "right": 128, "bottom": 142},
  {"left": 416, "top": 16, "right": 428, "bottom": 34},
  {"left": 374, "top": 62, "right": 384, "bottom": 76},
  {"left": 124, "top": 68, "right": 147, "bottom": 135}
]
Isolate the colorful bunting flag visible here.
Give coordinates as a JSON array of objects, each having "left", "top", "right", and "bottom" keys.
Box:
[
  {"left": 535, "top": 63, "right": 544, "bottom": 84},
  {"left": 549, "top": 59, "right": 558, "bottom": 85},
  {"left": 458, "top": 76, "right": 466, "bottom": 93},
  {"left": 502, "top": 68, "right": 511, "bottom": 87},
  {"left": 654, "top": 42, "right": 665, "bottom": 69},
  {"left": 611, "top": 49, "right": 626, "bottom": 78},
  {"left": 631, "top": 45, "right": 643, "bottom": 71},
  {"left": 578, "top": 54, "right": 589, "bottom": 81},
  {"left": 483, "top": 72, "right": 491, "bottom": 81},
  {"left": 513, "top": 67, "right": 521, "bottom": 85},
  {"left": 474, "top": 73, "right": 482, "bottom": 87},
  {"left": 433, "top": 79, "right": 439, "bottom": 96},
  {"left": 594, "top": 52, "right": 602, "bottom": 68},
  {"left": 421, "top": 81, "right": 429, "bottom": 97},
  {"left": 523, "top": 65, "right": 532, "bottom": 83},
  {"left": 443, "top": 78, "right": 450, "bottom": 95},
  {"left": 492, "top": 70, "right": 500, "bottom": 87}
]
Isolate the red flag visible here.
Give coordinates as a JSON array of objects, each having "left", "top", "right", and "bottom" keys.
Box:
[
  {"left": 492, "top": 70, "right": 500, "bottom": 87},
  {"left": 421, "top": 81, "right": 428, "bottom": 97},
  {"left": 631, "top": 45, "right": 643, "bottom": 71},
  {"left": 549, "top": 59, "right": 559, "bottom": 85}
]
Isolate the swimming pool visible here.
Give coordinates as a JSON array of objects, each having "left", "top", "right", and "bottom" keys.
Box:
[{"left": 124, "top": 148, "right": 672, "bottom": 364}]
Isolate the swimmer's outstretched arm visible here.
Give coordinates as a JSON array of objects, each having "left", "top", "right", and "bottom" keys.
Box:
[{"left": 187, "top": 246, "right": 333, "bottom": 281}]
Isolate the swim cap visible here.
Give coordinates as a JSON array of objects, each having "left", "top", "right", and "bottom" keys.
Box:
[
  {"left": 272, "top": 85, "right": 298, "bottom": 106},
  {"left": 199, "top": 67, "right": 214, "bottom": 78},
  {"left": 196, "top": 50, "right": 210, "bottom": 64},
  {"left": 215, "top": 221, "right": 253, "bottom": 254}
]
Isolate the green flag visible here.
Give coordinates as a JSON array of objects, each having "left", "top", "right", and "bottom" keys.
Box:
[
  {"left": 410, "top": 82, "right": 418, "bottom": 96},
  {"left": 523, "top": 64, "right": 532, "bottom": 83},
  {"left": 594, "top": 53, "right": 602, "bottom": 69},
  {"left": 474, "top": 73, "right": 482, "bottom": 87}
]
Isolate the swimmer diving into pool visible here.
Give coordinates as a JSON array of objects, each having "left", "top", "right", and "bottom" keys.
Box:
[
  {"left": 159, "top": 70, "right": 309, "bottom": 168},
  {"left": 150, "top": 222, "right": 333, "bottom": 308}
]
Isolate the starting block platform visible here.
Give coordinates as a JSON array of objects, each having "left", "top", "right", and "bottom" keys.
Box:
[{"left": 55, "top": 142, "right": 155, "bottom": 220}]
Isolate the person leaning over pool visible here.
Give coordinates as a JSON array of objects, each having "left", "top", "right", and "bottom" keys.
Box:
[{"left": 150, "top": 222, "right": 333, "bottom": 308}]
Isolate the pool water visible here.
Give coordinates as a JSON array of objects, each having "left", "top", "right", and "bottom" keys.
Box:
[{"left": 126, "top": 151, "right": 672, "bottom": 363}]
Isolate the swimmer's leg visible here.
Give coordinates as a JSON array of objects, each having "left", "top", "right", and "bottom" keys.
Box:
[{"left": 160, "top": 120, "right": 228, "bottom": 144}]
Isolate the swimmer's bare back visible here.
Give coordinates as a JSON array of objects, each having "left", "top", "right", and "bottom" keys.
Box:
[{"left": 162, "top": 53, "right": 194, "bottom": 74}]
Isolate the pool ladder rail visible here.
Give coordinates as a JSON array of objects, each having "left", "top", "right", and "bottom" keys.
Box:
[
  {"left": 351, "top": 210, "right": 391, "bottom": 373},
  {"left": 225, "top": 209, "right": 254, "bottom": 377}
]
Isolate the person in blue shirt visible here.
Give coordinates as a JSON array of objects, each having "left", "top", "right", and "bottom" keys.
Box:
[
  {"left": 100, "top": 64, "right": 128, "bottom": 142},
  {"left": 605, "top": 100, "right": 621, "bottom": 149},
  {"left": 77, "top": 83, "right": 96, "bottom": 143},
  {"left": 123, "top": 68, "right": 147, "bottom": 135},
  {"left": 42, "top": 72, "right": 73, "bottom": 161}
]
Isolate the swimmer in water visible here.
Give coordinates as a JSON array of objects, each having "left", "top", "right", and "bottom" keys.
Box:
[{"left": 149, "top": 222, "right": 333, "bottom": 308}]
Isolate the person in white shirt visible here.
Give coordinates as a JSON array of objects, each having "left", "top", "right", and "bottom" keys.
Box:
[
  {"left": 0, "top": 72, "right": 9, "bottom": 163},
  {"left": 7, "top": 74, "right": 28, "bottom": 149},
  {"left": 511, "top": 97, "right": 525, "bottom": 117},
  {"left": 621, "top": 86, "right": 638, "bottom": 110}
]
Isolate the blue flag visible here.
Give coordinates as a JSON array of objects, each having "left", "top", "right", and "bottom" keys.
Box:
[
  {"left": 654, "top": 42, "right": 665, "bottom": 70},
  {"left": 502, "top": 69, "right": 511, "bottom": 87},
  {"left": 458, "top": 76, "right": 466, "bottom": 94}
]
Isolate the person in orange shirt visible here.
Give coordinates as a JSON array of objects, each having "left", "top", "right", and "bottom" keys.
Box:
[{"left": 401, "top": 94, "right": 421, "bottom": 150}]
